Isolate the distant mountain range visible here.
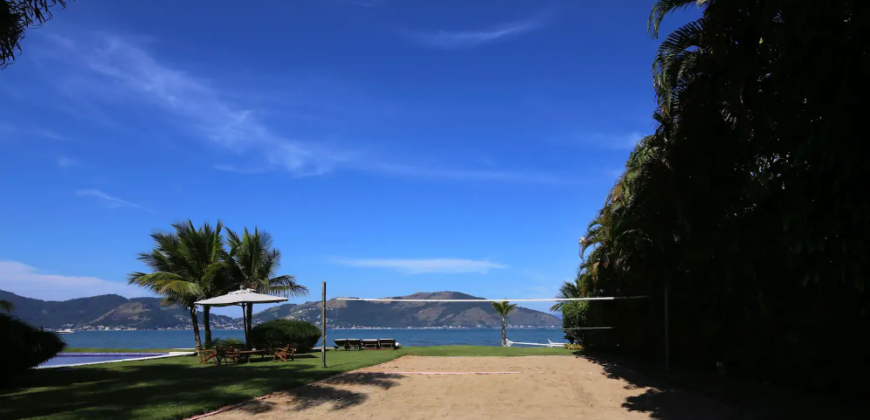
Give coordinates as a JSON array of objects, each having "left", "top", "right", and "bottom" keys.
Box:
[
  {"left": 256, "top": 291, "right": 559, "bottom": 328},
  {"left": 0, "top": 290, "right": 560, "bottom": 329},
  {"left": 0, "top": 290, "right": 235, "bottom": 329}
]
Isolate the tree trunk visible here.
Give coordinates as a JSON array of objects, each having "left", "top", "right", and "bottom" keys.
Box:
[
  {"left": 203, "top": 306, "right": 212, "bottom": 347},
  {"left": 189, "top": 306, "right": 202, "bottom": 350},
  {"left": 501, "top": 315, "right": 507, "bottom": 347},
  {"left": 246, "top": 303, "right": 254, "bottom": 349},
  {"left": 241, "top": 303, "right": 249, "bottom": 348}
]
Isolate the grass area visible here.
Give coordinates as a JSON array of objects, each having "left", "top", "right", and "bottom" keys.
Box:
[
  {"left": 63, "top": 348, "right": 185, "bottom": 353},
  {"left": 2, "top": 346, "right": 571, "bottom": 420}
]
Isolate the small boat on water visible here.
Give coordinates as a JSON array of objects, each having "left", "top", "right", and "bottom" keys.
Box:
[{"left": 55, "top": 329, "right": 75, "bottom": 335}]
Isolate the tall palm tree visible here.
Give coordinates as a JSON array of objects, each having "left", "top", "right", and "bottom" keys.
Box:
[
  {"left": 128, "top": 220, "right": 227, "bottom": 350},
  {"left": 491, "top": 301, "right": 517, "bottom": 347},
  {"left": 225, "top": 227, "right": 308, "bottom": 347},
  {"left": 0, "top": 300, "right": 13, "bottom": 313}
]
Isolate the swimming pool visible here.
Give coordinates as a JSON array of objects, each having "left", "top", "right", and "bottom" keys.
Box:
[{"left": 39, "top": 352, "right": 171, "bottom": 368}]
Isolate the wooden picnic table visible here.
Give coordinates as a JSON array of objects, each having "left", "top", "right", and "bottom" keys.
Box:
[{"left": 216, "top": 349, "right": 266, "bottom": 365}]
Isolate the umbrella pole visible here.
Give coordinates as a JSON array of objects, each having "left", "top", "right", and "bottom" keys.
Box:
[{"left": 241, "top": 303, "right": 249, "bottom": 348}]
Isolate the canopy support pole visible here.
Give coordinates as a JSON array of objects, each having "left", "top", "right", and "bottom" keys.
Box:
[{"left": 321, "top": 281, "right": 327, "bottom": 368}]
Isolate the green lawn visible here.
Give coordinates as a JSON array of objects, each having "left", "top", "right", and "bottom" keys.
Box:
[{"left": 1, "top": 346, "right": 571, "bottom": 420}]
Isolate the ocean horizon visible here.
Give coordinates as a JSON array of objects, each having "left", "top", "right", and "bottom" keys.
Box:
[{"left": 60, "top": 328, "right": 569, "bottom": 349}]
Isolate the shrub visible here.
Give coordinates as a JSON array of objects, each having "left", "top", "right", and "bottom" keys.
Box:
[
  {"left": 0, "top": 314, "right": 67, "bottom": 376},
  {"left": 250, "top": 319, "right": 321, "bottom": 352},
  {"left": 208, "top": 337, "right": 245, "bottom": 349},
  {"left": 561, "top": 300, "right": 589, "bottom": 344}
]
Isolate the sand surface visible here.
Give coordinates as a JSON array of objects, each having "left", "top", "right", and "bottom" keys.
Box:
[{"left": 202, "top": 356, "right": 735, "bottom": 420}]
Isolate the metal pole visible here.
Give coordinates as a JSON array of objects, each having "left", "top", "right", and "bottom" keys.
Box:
[
  {"left": 664, "top": 283, "right": 670, "bottom": 371},
  {"left": 321, "top": 281, "right": 326, "bottom": 368}
]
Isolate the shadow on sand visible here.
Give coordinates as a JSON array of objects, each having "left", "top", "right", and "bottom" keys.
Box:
[{"left": 576, "top": 351, "right": 870, "bottom": 420}]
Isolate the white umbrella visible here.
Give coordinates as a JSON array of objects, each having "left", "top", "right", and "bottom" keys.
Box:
[{"left": 196, "top": 288, "right": 288, "bottom": 348}]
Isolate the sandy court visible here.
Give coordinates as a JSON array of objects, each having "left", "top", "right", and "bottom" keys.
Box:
[{"left": 202, "top": 356, "right": 735, "bottom": 420}]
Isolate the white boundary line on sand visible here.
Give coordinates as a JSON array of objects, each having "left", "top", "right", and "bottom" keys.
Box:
[
  {"left": 368, "top": 371, "right": 522, "bottom": 375},
  {"left": 38, "top": 351, "right": 195, "bottom": 369}
]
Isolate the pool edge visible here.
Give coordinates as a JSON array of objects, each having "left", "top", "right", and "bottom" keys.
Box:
[{"left": 37, "top": 351, "right": 195, "bottom": 369}]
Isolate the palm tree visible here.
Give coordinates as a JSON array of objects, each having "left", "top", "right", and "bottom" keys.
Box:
[
  {"left": 0, "top": 300, "right": 13, "bottom": 313},
  {"left": 550, "top": 277, "right": 583, "bottom": 312},
  {"left": 491, "top": 301, "right": 517, "bottom": 347},
  {"left": 225, "top": 227, "right": 308, "bottom": 347},
  {"left": 128, "top": 220, "right": 227, "bottom": 350}
]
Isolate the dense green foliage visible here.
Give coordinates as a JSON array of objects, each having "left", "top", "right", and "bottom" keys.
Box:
[
  {"left": 0, "top": 314, "right": 66, "bottom": 376},
  {"left": 250, "top": 319, "right": 321, "bottom": 352},
  {"left": 566, "top": 0, "right": 870, "bottom": 394},
  {"left": 560, "top": 301, "right": 587, "bottom": 344},
  {"left": 1, "top": 0, "right": 72, "bottom": 68}
]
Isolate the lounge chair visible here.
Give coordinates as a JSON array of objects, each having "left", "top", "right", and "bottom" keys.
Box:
[
  {"left": 362, "top": 339, "right": 380, "bottom": 350},
  {"left": 273, "top": 344, "right": 295, "bottom": 362},
  {"left": 346, "top": 338, "right": 363, "bottom": 350},
  {"left": 378, "top": 338, "right": 398, "bottom": 350},
  {"left": 334, "top": 338, "right": 349, "bottom": 350},
  {"left": 198, "top": 349, "right": 218, "bottom": 364}
]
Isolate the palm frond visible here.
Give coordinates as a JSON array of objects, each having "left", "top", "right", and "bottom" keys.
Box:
[{"left": 0, "top": 300, "right": 13, "bottom": 313}]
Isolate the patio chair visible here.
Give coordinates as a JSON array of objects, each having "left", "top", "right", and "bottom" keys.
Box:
[
  {"left": 378, "top": 338, "right": 398, "bottom": 350},
  {"left": 334, "top": 338, "right": 349, "bottom": 350},
  {"left": 362, "top": 339, "right": 380, "bottom": 350},
  {"left": 346, "top": 338, "right": 363, "bottom": 350},
  {"left": 272, "top": 344, "right": 295, "bottom": 362},
  {"left": 198, "top": 349, "right": 218, "bottom": 364}
]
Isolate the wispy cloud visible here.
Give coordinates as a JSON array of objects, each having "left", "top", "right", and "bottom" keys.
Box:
[
  {"left": 35, "top": 33, "right": 563, "bottom": 183},
  {"left": 568, "top": 131, "right": 646, "bottom": 150},
  {"left": 403, "top": 13, "right": 549, "bottom": 49},
  {"left": 335, "top": 258, "right": 507, "bottom": 274},
  {"left": 0, "top": 260, "right": 153, "bottom": 301},
  {"left": 364, "top": 162, "right": 565, "bottom": 184},
  {"left": 74, "top": 189, "right": 143, "bottom": 209},
  {"left": 57, "top": 156, "right": 79, "bottom": 168},
  {"left": 47, "top": 35, "right": 348, "bottom": 177}
]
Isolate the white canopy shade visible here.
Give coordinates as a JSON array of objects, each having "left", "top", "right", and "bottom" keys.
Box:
[{"left": 195, "top": 288, "right": 287, "bottom": 307}]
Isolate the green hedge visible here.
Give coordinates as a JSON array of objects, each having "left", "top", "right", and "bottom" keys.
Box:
[
  {"left": 250, "top": 319, "right": 320, "bottom": 352},
  {"left": 0, "top": 314, "right": 67, "bottom": 376}
]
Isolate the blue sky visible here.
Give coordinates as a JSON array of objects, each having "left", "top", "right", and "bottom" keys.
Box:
[{"left": 0, "top": 0, "right": 696, "bottom": 315}]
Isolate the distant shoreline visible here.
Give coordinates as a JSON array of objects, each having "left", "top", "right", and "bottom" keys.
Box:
[{"left": 65, "top": 326, "right": 561, "bottom": 332}]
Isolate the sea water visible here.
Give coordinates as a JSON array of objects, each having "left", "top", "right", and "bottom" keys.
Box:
[{"left": 60, "top": 328, "right": 566, "bottom": 349}]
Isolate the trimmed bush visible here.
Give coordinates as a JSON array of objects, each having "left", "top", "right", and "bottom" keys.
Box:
[
  {"left": 250, "top": 319, "right": 320, "bottom": 352},
  {"left": 0, "top": 314, "right": 67, "bottom": 376},
  {"left": 207, "top": 337, "right": 245, "bottom": 349}
]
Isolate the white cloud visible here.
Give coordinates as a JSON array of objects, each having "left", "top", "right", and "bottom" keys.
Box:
[
  {"left": 0, "top": 261, "right": 153, "bottom": 301},
  {"left": 335, "top": 258, "right": 507, "bottom": 274},
  {"left": 58, "top": 156, "right": 79, "bottom": 168},
  {"left": 404, "top": 15, "right": 548, "bottom": 49},
  {"left": 74, "top": 189, "right": 143, "bottom": 209}
]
